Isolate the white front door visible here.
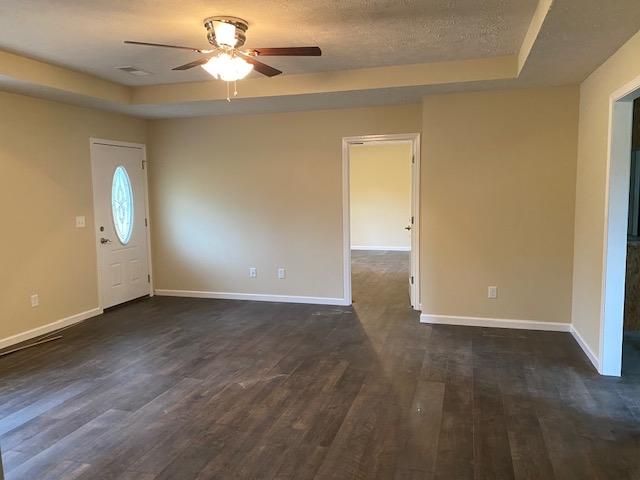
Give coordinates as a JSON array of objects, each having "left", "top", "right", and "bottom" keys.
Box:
[{"left": 91, "top": 141, "right": 150, "bottom": 309}]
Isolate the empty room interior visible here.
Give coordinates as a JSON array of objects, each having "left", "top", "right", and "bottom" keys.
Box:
[{"left": 4, "top": 1, "right": 640, "bottom": 479}]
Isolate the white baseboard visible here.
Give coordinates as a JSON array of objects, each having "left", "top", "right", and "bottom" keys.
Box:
[
  {"left": 419, "top": 313, "right": 571, "bottom": 332},
  {"left": 0, "top": 307, "right": 103, "bottom": 351},
  {"left": 155, "top": 289, "right": 350, "bottom": 306},
  {"left": 351, "top": 245, "right": 411, "bottom": 251},
  {"left": 570, "top": 325, "right": 601, "bottom": 373}
]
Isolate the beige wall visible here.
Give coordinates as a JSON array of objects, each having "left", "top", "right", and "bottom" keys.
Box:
[
  {"left": 0, "top": 82, "right": 585, "bottom": 344},
  {"left": 148, "top": 105, "right": 421, "bottom": 300},
  {"left": 150, "top": 87, "right": 579, "bottom": 324},
  {"left": 349, "top": 143, "right": 412, "bottom": 250},
  {"left": 0, "top": 91, "right": 147, "bottom": 341},
  {"left": 572, "top": 30, "right": 640, "bottom": 359},
  {"left": 421, "top": 86, "right": 579, "bottom": 323}
]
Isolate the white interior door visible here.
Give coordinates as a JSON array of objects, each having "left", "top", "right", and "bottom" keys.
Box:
[
  {"left": 408, "top": 215, "right": 416, "bottom": 308},
  {"left": 91, "top": 141, "right": 150, "bottom": 309},
  {"left": 409, "top": 150, "right": 417, "bottom": 309}
]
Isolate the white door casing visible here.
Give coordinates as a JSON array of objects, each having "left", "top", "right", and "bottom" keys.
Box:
[
  {"left": 90, "top": 139, "right": 151, "bottom": 309},
  {"left": 342, "top": 133, "right": 421, "bottom": 310}
]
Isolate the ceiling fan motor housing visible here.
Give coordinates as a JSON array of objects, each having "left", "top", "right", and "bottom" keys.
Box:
[{"left": 204, "top": 16, "right": 249, "bottom": 49}]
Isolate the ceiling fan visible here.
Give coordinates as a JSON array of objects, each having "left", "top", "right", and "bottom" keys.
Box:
[{"left": 124, "top": 16, "right": 321, "bottom": 99}]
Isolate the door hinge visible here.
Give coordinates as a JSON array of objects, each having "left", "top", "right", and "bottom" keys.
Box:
[
  {"left": 410, "top": 276, "right": 414, "bottom": 285},
  {"left": 142, "top": 160, "right": 145, "bottom": 169},
  {"left": 411, "top": 216, "right": 414, "bottom": 224},
  {"left": 147, "top": 274, "right": 151, "bottom": 283},
  {"left": 145, "top": 218, "right": 148, "bottom": 227},
  {"left": 412, "top": 155, "right": 415, "bottom": 164}
]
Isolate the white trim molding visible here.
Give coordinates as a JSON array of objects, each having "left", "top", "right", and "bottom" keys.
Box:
[
  {"left": 351, "top": 246, "right": 411, "bottom": 251},
  {"left": 570, "top": 325, "right": 601, "bottom": 373},
  {"left": 155, "top": 290, "right": 350, "bottom": 306},
  {"left": 595, "top": 78, "right": 640, "bottom": 377},
  {"left": 419, "top": 313, "right": 571, "bottom": 332},
  {"left": 0, "top": 307, "right": 102, "bottom": 351},
  {"left": 342, "top": 133, "right": 421, "bottom": 310}
]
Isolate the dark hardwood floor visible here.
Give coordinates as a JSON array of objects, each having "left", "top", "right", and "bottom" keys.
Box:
[{"left": 1, "top": 251, "right": 640, "bottom": 479}]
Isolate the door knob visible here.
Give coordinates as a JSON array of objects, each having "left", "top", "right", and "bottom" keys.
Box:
[
  {"left": 404, "top": 226, "right": 412, "bottom": 231},
  {"left": 100, "top": 237, "right": 112, "bottom": 244}
]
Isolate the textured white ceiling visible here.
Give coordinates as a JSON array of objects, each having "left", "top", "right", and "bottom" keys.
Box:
[
  {"left": 519, "top": 0, "right": 640, "bottom": 84},
  {"left": 0, "top": 0, "right": 537, "bottom": 85},
  {"left": 2, "top": 0, "right": 640, "bottom": 118}
]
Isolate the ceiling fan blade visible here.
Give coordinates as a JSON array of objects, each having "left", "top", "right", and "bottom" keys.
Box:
[
  {"left": 237, "top": 52, "right": 282, "bottom": 77},
  {"left": 247, "top": 47, "right": 322, "bottom": 57},
  {"left": 124, "top": 40, "right": 214, "bottom": 54},
  {"left": 172, "top": 57, "right": 210, "bottom": 71}
]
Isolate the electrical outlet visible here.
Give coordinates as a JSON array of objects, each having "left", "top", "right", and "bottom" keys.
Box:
[
  {"left": 488, "top": 286, "right": 497, "bottom": 299},
  {"left": 30, "top": 294, "right": 39, "bottom": 307},
  {"left": 277, "top": 267, "right": 286, "bottom": 279},
  {"left": 249, "top": 267, "right": 257, "bottom": 278}
]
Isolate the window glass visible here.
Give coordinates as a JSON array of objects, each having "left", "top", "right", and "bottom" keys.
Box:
[{"left": 111, "top": 166, "right": 134, "bottom": 244}]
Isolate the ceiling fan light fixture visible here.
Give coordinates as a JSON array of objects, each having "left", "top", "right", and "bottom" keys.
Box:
[
  {"left": 125, "top": 14, "right": 321, "bottom": 94},
  {"left": 204, "top": 16, "right": 248, "bottom": 48},
  {"left": 201, "top": 53, "right": 254, "bottom": 81},
  {"left": 213, "top": 21, "right": 237, "bottom": 47}
]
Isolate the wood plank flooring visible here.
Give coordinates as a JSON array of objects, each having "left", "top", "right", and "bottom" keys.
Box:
[{"left": 1, "top": 250, "right": 640, "bottom": 479}]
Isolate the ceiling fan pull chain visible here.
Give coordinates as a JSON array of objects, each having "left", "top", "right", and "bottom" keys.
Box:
[
  {"left": 234, "top": 80, "right": 238, "bottom": 97},
  {"left": 226, "top": 81, "right": 231, "bottom": 102}
]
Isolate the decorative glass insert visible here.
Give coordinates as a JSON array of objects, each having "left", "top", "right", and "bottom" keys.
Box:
[{"left": 111, "top": 166, "right": 134, "bottom": 244}]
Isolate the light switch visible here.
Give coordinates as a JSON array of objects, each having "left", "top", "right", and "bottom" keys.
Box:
[
  {"left": 75, "top": 216, "right": 86, "bottom": 228},
  {"left": 277, "top": 268, "right": 286, "bottom": 279},
  {"left": 488, "top": 286, "right": 497, "bottom": 299},
  {"left": 31, "top": 294, "right": 39, "bottom": 307},
  {"left": 249, "top": 267, "right": 257, "bottom": 278}
]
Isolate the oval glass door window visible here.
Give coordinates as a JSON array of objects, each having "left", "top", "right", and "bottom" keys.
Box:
[{"left": 111, "top": 166, "right": 134, "bottom": 244}]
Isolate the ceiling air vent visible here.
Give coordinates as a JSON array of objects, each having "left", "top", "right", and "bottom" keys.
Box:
[{"left": 116, "top": 66, "right": 151, "bottom": 76}]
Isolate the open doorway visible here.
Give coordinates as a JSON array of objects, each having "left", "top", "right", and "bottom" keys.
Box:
[
  {"left": 342, "top": 134, "right": 420, "bottom": 310},
  {"left": 623, "top": 99, "right": 640, "bottom": 375},
  {"left": 601, "top": 81, "right": 640, "bottom": 376}
]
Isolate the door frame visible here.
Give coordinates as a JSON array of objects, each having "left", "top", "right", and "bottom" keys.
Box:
[
  {"left": 89, "top": 138, "right": 154, "bottom": 310},
  {"left": 341, "top": 133, "right": 421, "bottom": 310},
  {"left": 599, "top": 76, "right": 640, "bottom": 376}
]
